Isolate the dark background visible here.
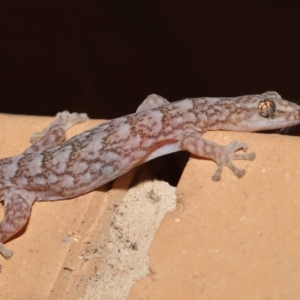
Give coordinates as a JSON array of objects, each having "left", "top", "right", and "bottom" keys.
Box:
[{"left": 1, "top": 0, "right": 300, "bottom": 135}]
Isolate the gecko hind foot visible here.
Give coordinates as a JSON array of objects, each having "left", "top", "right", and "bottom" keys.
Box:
[
  {"left": 24, "top": 111, "right": 89, "bottom": 154},
  {"left": 30, "top": 111, "right": 89, "bottom": 144}
]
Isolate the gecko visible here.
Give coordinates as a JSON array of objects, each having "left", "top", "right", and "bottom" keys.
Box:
[{"left": 0, "top": 91, "right": 300, "bottom": 259}]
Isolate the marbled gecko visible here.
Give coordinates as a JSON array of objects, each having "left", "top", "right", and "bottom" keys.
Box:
[{"left": 1, "top": 92, "right": 300, "bottom": 259}]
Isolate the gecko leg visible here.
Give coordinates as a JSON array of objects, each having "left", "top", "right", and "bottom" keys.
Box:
[
  {"left": 0, "top": 190, "right": 36, "bottom": 259},
  {"left": 24, "top": 111, "right": 89, "bottom": 154},
  {"left": 179, "top": 132, "right": 256, "bottom": 181},
  {"left": 136, "top": 94, "right": 170, "bottom": 112}
]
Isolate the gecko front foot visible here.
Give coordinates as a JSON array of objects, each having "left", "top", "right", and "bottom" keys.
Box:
[
  {"left": 180, "top": 133, "right": 256, "bottom": 181},
  {"left": 212, "top": 140, "right": 256, "bottom": 181}
]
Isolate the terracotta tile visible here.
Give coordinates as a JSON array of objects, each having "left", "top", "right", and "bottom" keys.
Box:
[
  {"left": 1, "top": 114, "right": 300, "bottom": 300},
  {"left": 129, "top": 132, "right": 300, "bottom": 300}
]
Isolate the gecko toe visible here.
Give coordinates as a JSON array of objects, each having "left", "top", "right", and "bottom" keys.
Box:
[
  {"left": 0, "top": 243, "right": 13, "bottom": 259},
  {"left": 233, "top": 152, "right": 256, "bottom": 161},
  {"left": 227, "top": 162, "right": 246, "bottom": 178},
  {"left": 234, "top": 169, "right": 246, "bottom": 178},
  {"left": 212, "top": 165, "right": 223, "bottom": 181},
  {"left": 228, "top": 141, "right": 249, "bottom": 152},
  {"left": 246, "top": 152, "right": 256, "bottom": 160}
]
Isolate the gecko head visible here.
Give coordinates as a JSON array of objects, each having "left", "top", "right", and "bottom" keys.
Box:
[{"left": 219, "top": 91, "right": 300, "bottom": 132}]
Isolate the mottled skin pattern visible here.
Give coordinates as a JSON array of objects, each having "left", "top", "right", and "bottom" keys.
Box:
[{"left": 1, "top": 91, "right": 300, "bottom": 259}]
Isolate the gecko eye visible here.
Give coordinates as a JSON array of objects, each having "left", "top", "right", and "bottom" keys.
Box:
[{"left": 258, "top": 100, "right": 276, "bottom": 118}]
